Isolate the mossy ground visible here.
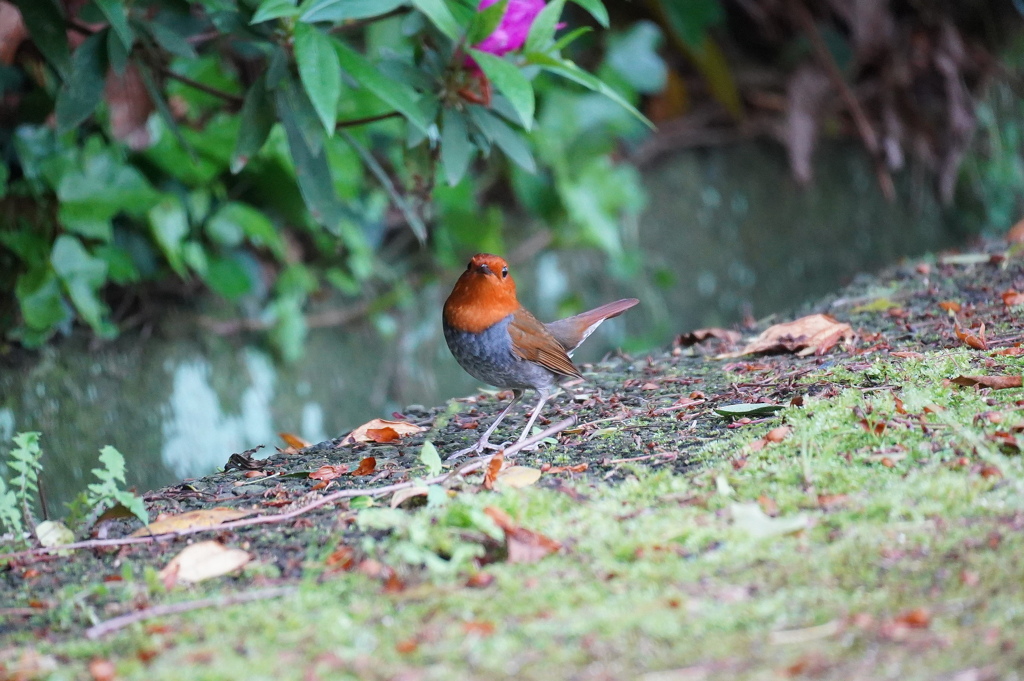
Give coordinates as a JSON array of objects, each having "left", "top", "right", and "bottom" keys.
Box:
[{"left": 4, "top": 246, "right": 1024, "bottom": 680}]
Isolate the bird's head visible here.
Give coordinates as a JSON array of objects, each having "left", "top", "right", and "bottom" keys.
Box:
[{"left": 443, "top": 253, "right": 520, "bottom": 333}]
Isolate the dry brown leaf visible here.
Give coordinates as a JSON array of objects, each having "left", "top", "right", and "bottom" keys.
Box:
[
  {"left": 1002, "top": 290, "right": 1024, "bottom": 306},
  {"left": 544, "top": 463, "right": 589, "bottom": 474},
  {"left": 483, "top": 506, "right": 561, "bottom": 564},
  {"left": 765, "top": 426, "right": 791, "bottom": 443},
  {"left": 0, "top": 2, "right": 28, "bottom": 65},
  {"left": 723, "top": 314, "right": 854, "bottom": 358},
  {"left": 309, "top": 465, "right": 348, "bottom": 481},
  {"left": 483, "top": 452, "right": 505, "bottom": 491},
  {"left": 950, "top": 375, "right": 1022, "bottom": 390},
  {"left": 937, "top": 300, "right": 961, "bottom": 313},
  {"left": 1008, "top": 217, "right": 1024, "bottom": 243},
  {"left": 955, "top": 323, "right": 988, "bottom": 351},
  {"left": 158, "top": 541, "right": 250, "bottom": 586},
  {"left": 365, "top": 427, "right": 400, "bottom": 443},
  {"left": 676, "top": 327, "right": 742, "bottom": 347},
  {"left": 131, "top": 507, "right": 251, "bottom": 537},
  {"left": 105, "top": 64, "right": 154, "bottom": 150},
  {"left": 462, "top": 621, "right": 496, "bottom": 636},
  {"left": 891, "top": 351, "right": 924, "bottom": 359},
  {"left": 496, "top": 466, "right": 542, "bottom": 489},
  {"left": 390, "top": 486, "right": 429, "bottom": 508},
  {"left": 350, "top": 456, "right": 377, "bottom": 476},
  {"left": 992, "top": 346, "right": 1024, "bottom": 356},
  {"left": 340, "top": 419, "right": 425, "bottom": 446},
  {"left": 88, "top": 658, "right": 116, "bottom": 681},
  {"left": 279, "top": 432, "right": 311, "bottom": 449},
  {"left": 893, "top": 608, "right": 931, "bottom": 629}
]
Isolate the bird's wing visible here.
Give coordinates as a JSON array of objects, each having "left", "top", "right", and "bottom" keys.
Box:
[{"left": 508, "top": 308, "right": 583, "bottom": 379}]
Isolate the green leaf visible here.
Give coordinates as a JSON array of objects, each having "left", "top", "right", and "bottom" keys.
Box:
[
  {"left": 524, "top": 0, "right": 565, "bottom": 53},
  {"left": 606, "top": 21, "right": 667, "bottom": 94},
  {"left": 441, "top": 108, "right": 472, "bottom": 185},
  {"left": 50, "top": 235, "right": 111, "bottom": 333},
  {"left": 469, "top": 107, "right": 535, "bottom": 172},
  {"left": 570, "top": 0, "right": 608, "bottom": 28},
  {"left": 294, "top": 24, "right": 342, "bottom": 134},
  {"left": 147, "top": 196, "right": 190, "bottom": 276},
  {"left": 15, "top": 269, "right": 67, "bottom": 331},
  {"left": 145, "top": 20, "right": 199, "bottom": 59},
  {"left": 531, "top": 54, "right": 653, "bottom": 129},
  {"left": 208, "top": 202, "right": 287, "bottom": 259},
  {"left": 12, "top": 0, "right": 70, "bottom": 77},
  {"left": 551, "top": 25, "right": 592, "bottom": 53},
  {"left": 410, "top": 0, "right": 462, "bottom": 41},
  {"left": 419, "top": 441, "right": 442, "bottom": 476},
  {"left": 268, "top": 294, "right": 307, "bottom": 362},
  {"left": 276, "top": 73, "right": 325, "bottom": 155},
  {"left": 106, "top": 27, "right": 129, "bottom": 75},
  {"left": 657, "top": 0, "right": 723, "bottom": 49},
  {"left": 467, "top": 0, "right": 507, "bottom": 46},
  {"left": 95, "top": 0, "right": 134, "bottom": 51},
  {"left": 204, "top": 255, "right": 253, "bottom": 301},
  {"left": 277, "top": 89, "right": 348, "bottom": 230},
  {"left": 251, "top": 0, "right": 299, "bottom": 23},
  {"left": 333, "top": 41, "right": 429, "bottom": 135},
  {"left": 300, "top": 0, "right": 407, "bottom": 22},
  {"left": 468, "top": 49, "right": 534, "bottom": 129},
  {"left": 55, "top": 31, "right": 108, "bottom": 135},
  {"left": 94, "top": 244, "right": 141, "bottom": 285},
  {"left": 714, "top": 403, "right": 784, "bottom": 418},
  {"left": 231, "top": 75, "right": 275, "bottom": 173}
]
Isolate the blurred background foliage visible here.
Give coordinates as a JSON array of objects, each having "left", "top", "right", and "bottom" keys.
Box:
[{"left": 0, "top": 0, "right": 1021, "bottom": 359}]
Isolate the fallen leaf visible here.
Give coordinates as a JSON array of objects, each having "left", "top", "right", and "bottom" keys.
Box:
[
  {"left": 324, "top": 546, "right": 356, "bottom": 571},
  {"left": 279, "top": 432, "right": 311, "bottom": 449},
  {"left": 340, "top": 419, "right": 426, "bottom": 446},
  {"left": 730, "top": 503, "right": 810, "bottom": 540},
  {"left": 390, "top": 486, "right": 429, "bottom": 508},
  {"left": 891, "top": 351, "right": 924, "bottom": 359},
  {"left": 955, "top": 323, "right": 988, "bottom": 351},
  {"left": 131, "top": 507, "right": 251, "bottom": 537},
  {"left": 350, "top": 457, "right": 377, "bottom": 476},
  {"left": 893, "top": 608, "right": 931, "bottom": 628},
  {"left": 310, "top": 465, "right": 348, "bottom": 481},
  {"left": 765, "top": 426, "right": 791, "bottom": 443},
  {"left": 676, "top": 328, "right": 742, "bottom": 346},
  {"left": 483, "top": 452, "right": 505, "bottom": 490},
  {"left": 1009, "top": 218, "right": 1024, "bottom": 243},
  {"left": 544, "top": 463, "right": 589, "bottom": 474},
  {"left": 466, "top": 572, "right": 495, "bottom": 588},
  {"left": 35, "top": 520, "right": 74, "bottom": 548},
  {"left": 1002, "top": 290, "right": 1024, "bottom": 306},
  {"left": 496, "top": 466, "right": 542, "bottom": 489},
  {"left": 938, "top": 300, "right": 962, "bottom": 313},
  {"left": 950, "top": 375, "right": 1022, "bottom": 390},
  {"left": 158, "top": 541, "right": 250, "bottom": 585},
  {"left": 395, "top": 639, "right": 418, "bottom": 654},
  {"left": 89, "top": 658, "right": 116, "bottom": 681},
  {"left": 462, "top": 620, "right": 496, "bottom": 636},
  {"left": 715, "top": 403, "right": 784, "bottom": 418},
  {"left": 722, "top": 314, "right": 853, "bottom": 358},
  {"left": 484, "top": 506, "right": 561, "bottom": 563},
  {"left": 852, "top": 298, "right": 900, "bottom": 313},
  {"left": 938, "top": 252, "right": 992, "bottom": 266},
  {"left": 992, "top": 347, "right": 1024, "bottom": 356},
  {"left": 365, "top": 427, "right": 400, "bottom": 443}
]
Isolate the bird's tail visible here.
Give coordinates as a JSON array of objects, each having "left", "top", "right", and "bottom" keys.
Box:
[{"left": 545, "top": 298, "right": 639, "bottom": 355}]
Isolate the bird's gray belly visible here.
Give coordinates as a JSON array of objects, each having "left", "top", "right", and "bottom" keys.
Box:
[{"left": 443, "top": 317, "right": 556, "bottom": 392}]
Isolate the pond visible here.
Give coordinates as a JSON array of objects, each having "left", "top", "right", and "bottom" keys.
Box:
[{"left": 0, "top": 140, "right": 964, "bottom": 514}]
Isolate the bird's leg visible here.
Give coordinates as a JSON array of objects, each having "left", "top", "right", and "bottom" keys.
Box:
[
  {"left": 512, "top": 389, "right": 551, "bottom": 450},
  {"left": 446, "top": 390, "right": 523, "bottom": 462}
]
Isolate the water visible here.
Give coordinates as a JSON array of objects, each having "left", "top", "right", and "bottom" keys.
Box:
[{"left": 0, "top": 140, "right": 964, "bottom": 514}]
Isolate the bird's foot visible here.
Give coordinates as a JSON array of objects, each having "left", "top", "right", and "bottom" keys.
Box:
[{"left": 445, "top": 439, "right": 508, "bottom": 463}]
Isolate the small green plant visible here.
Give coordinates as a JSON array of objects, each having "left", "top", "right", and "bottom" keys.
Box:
[{"left": 0, "top": 433, "right": 149, "bottom": 548}]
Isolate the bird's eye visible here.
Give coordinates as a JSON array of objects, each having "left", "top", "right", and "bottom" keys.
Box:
[{"left": 501, "top": 266, "right": 508, "bottom": 278}]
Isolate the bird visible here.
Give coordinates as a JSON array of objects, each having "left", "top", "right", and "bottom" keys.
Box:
[{"left": 442, "top": 253, "right": 638, "bottom": 460}]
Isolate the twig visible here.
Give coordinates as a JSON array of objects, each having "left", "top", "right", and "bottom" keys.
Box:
[
  {"left": 602, "top": 451, "right": 680, "bottom": 466},
  {"left": 788, "top": 0, "right": 894, "bottom": 200},
  {"left": 336, "top": 111, "right": 403, "bottom": 129},
  {"left": 0, "top": 418, "right": 578, "bottom": 563},
  {"left": 158, "top": 66, "right": 244, "bottom": 106},
  {"left": 85, "top": 586, "right": 295, "bottom": 639}
]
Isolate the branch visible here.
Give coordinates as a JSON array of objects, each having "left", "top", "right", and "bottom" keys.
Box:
[
  {"left": 85, "top": 586, "right": 295, "bottom": 639},
  {"left": 336, "top": 111, "right": 403, "bottom": 128}
]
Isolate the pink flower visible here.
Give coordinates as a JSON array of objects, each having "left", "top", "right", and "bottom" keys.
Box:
[{"left": 473, "top": 0, "right": 545, "bottom": 56}]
